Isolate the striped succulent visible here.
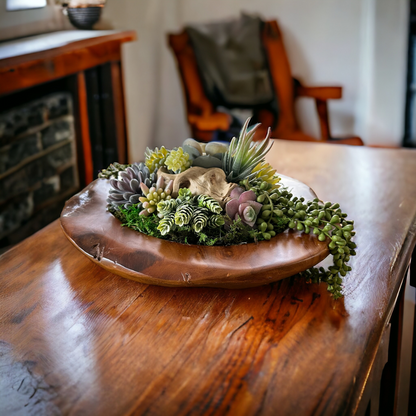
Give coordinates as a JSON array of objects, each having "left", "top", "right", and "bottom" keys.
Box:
[
  {"left": 208, "top": 215, "right": 225, "bottom": 228},
  {"left": 157, "top": 198, "right": 178, "bottom": 217},
  {"left": 191, "top": 207, "right": 209, "bottom": 232},
  {"left": 175, "top": 203, "right": 194, "bottom": 226},
  {"left": 197, "top": 194, "right": 222, "bottom": 214},
  {"left": 222, "top": 118, "right": 273, "bottom": 183},
  {"left": 157, "top": 212, "right": 176, "bottom": 235}
]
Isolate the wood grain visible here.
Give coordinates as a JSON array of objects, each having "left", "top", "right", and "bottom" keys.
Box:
[
  {"left": 1, "top": 140, "right": 416, "bottom": 415},
  {"left": 60, "top": 176, "right": 329, "bottom": 289}
]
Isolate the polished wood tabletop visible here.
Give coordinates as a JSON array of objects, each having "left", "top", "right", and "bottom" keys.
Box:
[{"left": 1, "top": 140, "right": 416, "bottom": 415}]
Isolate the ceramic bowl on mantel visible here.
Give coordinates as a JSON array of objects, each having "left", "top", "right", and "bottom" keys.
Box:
[
  {"left": 62, "top": 1, "right": 106, "bottom": 30},
  {"left": 60, "top": 175, "right": 330, "bottom": 289}
]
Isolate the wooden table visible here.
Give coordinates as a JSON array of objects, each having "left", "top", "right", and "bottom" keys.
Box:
[{"left": 1, "top": 141, "right": 415, "bottom": 415}]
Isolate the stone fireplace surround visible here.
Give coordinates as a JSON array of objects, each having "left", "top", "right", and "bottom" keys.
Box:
[{"left": 0, "top": 93, "right": 78, "bottom": 249}]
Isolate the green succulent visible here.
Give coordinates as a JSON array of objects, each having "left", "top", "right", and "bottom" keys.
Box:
[
  {"left": 98, "top": 162, "right": 130, "bottom": 179},
  {"left": 145, "top": 146, "right": 170, "bottom": 173},
  {"left": 165, "top": 147, "right": 192, "bottom": 173}
]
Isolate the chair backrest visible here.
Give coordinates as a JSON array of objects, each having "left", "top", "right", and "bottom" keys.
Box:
[
  {"left": 168, "top": 20, "right": 300, "bottom": 138},
  {"left": 261, "top": 21, "right": 298, "bottom": 137},
  {"left": 168, "top": 31, "right": 214, "bottom": 118}
]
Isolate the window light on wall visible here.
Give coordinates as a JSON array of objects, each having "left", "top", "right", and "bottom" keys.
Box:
[{"left": 6, "top": 0, "right": 47, "bottom": 11}]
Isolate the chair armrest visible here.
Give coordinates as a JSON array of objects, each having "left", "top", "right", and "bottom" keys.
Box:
[
  {"left": 188, "top": 112, "right": 230, "bottom": 132},
  {"left": 295, "top": 84, "right": 342, "bottom": 100},
  {"left": 294, "top": 77, "right": 342, "bottom": 100}
]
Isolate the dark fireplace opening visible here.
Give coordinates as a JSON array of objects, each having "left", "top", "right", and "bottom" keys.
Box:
[{"left": 0, "top": 77, "right": 80, "bottom": 250}]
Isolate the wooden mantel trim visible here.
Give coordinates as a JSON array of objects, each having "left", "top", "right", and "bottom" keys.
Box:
[
  {"left": 0, "top": 30, "right": 136, "bottom": 96},
  {"left": 0, "top": 30, "right": 136, "bottom": 69}
]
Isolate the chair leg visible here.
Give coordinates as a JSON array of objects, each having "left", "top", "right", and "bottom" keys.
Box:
[{"left": 315, "top": 98, "right": 331, "bottom": 141}]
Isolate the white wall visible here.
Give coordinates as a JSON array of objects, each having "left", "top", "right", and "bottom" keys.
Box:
[
  {"left": 357, "top": 0, "right": 408, "bottom": 146},
  {"left": 100, "top": 0, "right": 187, "bottom": 162},
  {"left": 0, "top": 0, "right": 68, "bottom": 40},
  {"left": 101, "top": 0, "right": 409, "bottom": 161}
]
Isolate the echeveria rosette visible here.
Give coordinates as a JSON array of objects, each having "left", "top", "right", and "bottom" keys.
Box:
[
  {"left": 225, "top": 187, "right": 262, "bottom": 227},
  {"left": 107, "top": 163, "right": 157, "bottom": 210}
]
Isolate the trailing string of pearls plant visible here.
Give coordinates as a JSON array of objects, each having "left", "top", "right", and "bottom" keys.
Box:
[{"left": 99, "top": 118, "right": 356, "bottom": 298}]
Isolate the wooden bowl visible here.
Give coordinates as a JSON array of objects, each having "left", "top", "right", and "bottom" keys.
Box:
[{"left": 60, "top": 177, "right": 329, "bottom": 289}]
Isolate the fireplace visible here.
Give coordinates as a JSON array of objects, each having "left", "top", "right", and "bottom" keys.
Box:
[
  {"left": 0, "top": 92, "right": 78, "bottom": 248},
  {"left": 0, "top": 29, "right": 136, "bottom": 249}
]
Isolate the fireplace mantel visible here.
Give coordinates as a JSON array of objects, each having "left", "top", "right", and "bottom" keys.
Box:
[{"left": 0, "top": 29, "right": 136, "bottom": 184}]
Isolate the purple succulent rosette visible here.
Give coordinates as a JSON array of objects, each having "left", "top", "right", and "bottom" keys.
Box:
[{"left": 225, "top": 187, "right": 262, "bottom": 227}]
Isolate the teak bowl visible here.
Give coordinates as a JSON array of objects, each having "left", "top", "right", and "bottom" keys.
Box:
[{"left": 60, "top": 177, "right": 329, "bottom": 289}]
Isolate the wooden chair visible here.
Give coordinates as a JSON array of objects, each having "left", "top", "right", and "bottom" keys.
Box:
[{"left": 168, "top": 20, "right": 363, "bottom": 145}]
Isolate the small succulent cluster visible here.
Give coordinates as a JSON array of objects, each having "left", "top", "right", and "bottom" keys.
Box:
[
  {"left": 145, "top": 146, "right": 170, "bottom": 173},
  {"left": 98, "top": 162, "right": 130, "bottom": 179},
  {"left": 251, "top": 162, "right": 281, "bottom": 188},
  {"left": 99, "top": 116, "right": 356, "bottom": 298},
  {"left": 165, "top": 147, "right": 191, "bottom": 173},
  {"left": 138, "top": 176, "right": 173, "bottom": 216}
]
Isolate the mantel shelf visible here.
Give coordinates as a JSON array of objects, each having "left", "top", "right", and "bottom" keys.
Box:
[{"left": 0, "top": 30, "right": 136, "bottom": 69}]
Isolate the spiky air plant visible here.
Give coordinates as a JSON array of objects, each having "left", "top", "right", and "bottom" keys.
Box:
[
  {"left": 139, "top": 176, "right": 174, "bottom": 216},
  {"left": 222, "top": 118, "right": 273, "bottom": 183},
  {"left": 98, "top": 162, "right": 130, "bottom": 179},
  {"left": 107, "top": 163, "right": 157, "bottom": 209}
]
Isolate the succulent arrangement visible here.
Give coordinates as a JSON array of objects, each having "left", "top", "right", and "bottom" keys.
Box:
[{"left": 99, "top": 118, "right": 356, "bottom": 298}]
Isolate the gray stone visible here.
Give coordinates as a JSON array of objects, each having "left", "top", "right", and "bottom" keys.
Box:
[
  {"left": 0, "top": 92, "right": 72, "bottom": 144},
  {"left": 45, "top": 143, "right": 73, "bottom": 170},
  {"left": 0, "top": 193, "right": 34, "bottom": 236},
  {"left": 0, "top": 133, "right": 41, "bottom": 175},
  {"left": 46, "top": 95, "right": 71, "bottom": 119},
  {"left": 41, "top": 120, "right": 73, "bottom": 149},
  {"left": 33, "top": 176, "right": 60, "bottom": 207},
  {"left": 0, "top": 158, "right": 44, "bottom": 203},
  {"left": 60, "top": 166, "right": 76, "bottom": 191}
]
